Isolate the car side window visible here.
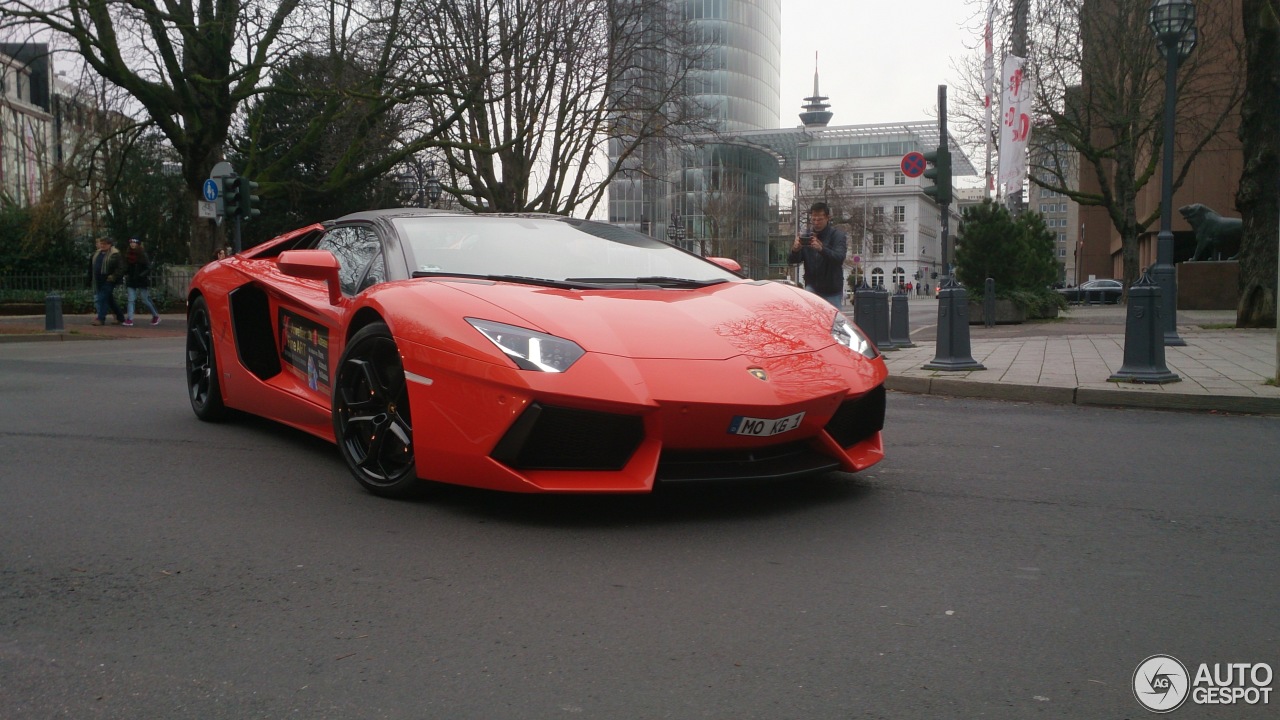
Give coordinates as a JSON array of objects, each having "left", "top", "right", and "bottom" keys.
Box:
[
  {"left": 315, "top": 226, "right": 383, "bottom": 296},
  {"left": 357, "top": 252, "right": 385, "bottom": 293}
]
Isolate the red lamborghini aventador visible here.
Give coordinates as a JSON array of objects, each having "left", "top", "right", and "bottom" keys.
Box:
[{"left": 185, "top": 209, "right": 888, "bottom": 497}]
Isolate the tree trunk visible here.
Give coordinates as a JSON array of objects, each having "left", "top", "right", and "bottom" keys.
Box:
[
  {"left": 1235, "top": 0, "right": 1280, "bottom": 328},
  {"left": 1111, "top": 137, "right": 1143, "bottom": 288},
  {"left": 182, "top": 144, "right": 228, "bottom": 265}
]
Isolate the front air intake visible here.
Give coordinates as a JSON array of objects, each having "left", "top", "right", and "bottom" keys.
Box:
[
  {"left": 491, "top": 403, "right": 644, "bottom": 471},
  {"left": 824, "top": 384, "right": 886, "bottom": 448}
]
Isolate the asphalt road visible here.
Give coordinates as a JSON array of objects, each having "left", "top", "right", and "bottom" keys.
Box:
[{"left": 1, "top": 338, "right": 1276, "bottom": 719}]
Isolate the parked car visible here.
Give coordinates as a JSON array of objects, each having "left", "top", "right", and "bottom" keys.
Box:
[
  {"left": 1057, "top": 279, "right": 1123, "bottom": 304},
  {"left": 186, "top": 209, "right": 889, "bottom": 498}
]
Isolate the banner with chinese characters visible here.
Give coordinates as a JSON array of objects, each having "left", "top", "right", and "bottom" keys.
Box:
[{"left": 998, "top": 54, "right": 1032, "bottom": 197}]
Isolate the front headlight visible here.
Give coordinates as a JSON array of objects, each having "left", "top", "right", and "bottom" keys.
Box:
[
  {"left": 467, "top": 318, "right": 585, "bottom": 372},
  {"left": 831, "top": 313, "right": 879, "bottom": 359}
]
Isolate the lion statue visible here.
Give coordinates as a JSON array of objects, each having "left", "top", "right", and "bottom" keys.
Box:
[{"left": 1179, "top": 203, "right": 1242, "bottom": 261}]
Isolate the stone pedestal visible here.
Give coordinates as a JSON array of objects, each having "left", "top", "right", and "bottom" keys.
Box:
[{"left": 1177, "top": 260, "right": 1238, "bottom": 310}]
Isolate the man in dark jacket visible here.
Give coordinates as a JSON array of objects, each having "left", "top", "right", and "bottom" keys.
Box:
[
  {"left": 90, "top": 237, "right": 126, "bottom": 326},
  {"left": 787, "top": 201, "right": 848, "bottom": 308}
]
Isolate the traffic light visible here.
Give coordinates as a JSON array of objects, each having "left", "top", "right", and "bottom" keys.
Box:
[
  {"left": 239, "top": 178, "right": 261, "bottom": 220},
  {"left": 922, "top": 146, "right": 952, "bottom": 205},
  {"left": 222, "top": 175, "right": 242, "bottom": 218}
]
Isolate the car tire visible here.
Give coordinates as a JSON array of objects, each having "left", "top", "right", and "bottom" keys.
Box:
[
  {"left": 332, "top": 322, "right": 419, "bottom": 498},
  {"left": 186, "top": 295, "right": 227, "bottom": 421}
]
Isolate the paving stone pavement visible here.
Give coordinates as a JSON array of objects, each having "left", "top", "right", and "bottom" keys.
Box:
[{"left": 879, "top": 299, "right": 1280, "bottom": 415}]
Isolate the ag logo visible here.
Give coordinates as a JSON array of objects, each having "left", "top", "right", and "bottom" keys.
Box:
[{"left": 1134, "top": 654, "right": 1190, "bottom": 713}]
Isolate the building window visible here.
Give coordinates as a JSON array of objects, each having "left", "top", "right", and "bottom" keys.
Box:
[
  {"left": 810, "top": 175, "right": 824, "bottom": 190},
  {"left": 851, "top": 174, "right": 863, "bottom": 187},
  {"left": 894, "top": 171, "right": 906, "bottom": 185},
  {"left": 871, "top": 234, "right": 885, "bottom": 254},
  {"left": 872, "top": 171, "right": 885, "bottom": 186},
  {"left": 893, "top": 205, "right": 905, "bottom": 222},
  {"left": 893, "top": 234, "right": 905, "bottom": 253},
  {"left": 870, "top": 268, "right": 885, "bottom": 287},
  {"left": 829, "top": 174, "right": 844, "bottom": 189}
]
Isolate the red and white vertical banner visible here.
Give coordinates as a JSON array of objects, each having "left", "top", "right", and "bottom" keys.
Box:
[
  {"left": 998, "top": 54, "right": 1032, "bottom": 198},
  {"left": 983, "top": 1, "right": 996, "bottom": 196}
]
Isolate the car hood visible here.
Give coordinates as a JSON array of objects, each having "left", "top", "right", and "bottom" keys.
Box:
[{"left": 432, "top": 279, "right": 841, "bottom": 361}]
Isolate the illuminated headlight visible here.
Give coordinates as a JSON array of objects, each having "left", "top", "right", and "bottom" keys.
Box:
[
  {"left": 467, "top": 318, "right": 585, "bottom": 372},
  {"left": 831, "top": 313, "right": 879, "bottom": 359}
]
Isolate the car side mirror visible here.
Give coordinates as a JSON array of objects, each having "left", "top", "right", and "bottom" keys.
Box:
[
  {"left": 707, "top": 256, "right": 742, "bottom": 274},
  {"left": 278, "top": 250, "right": 342, "bottom": 305}
]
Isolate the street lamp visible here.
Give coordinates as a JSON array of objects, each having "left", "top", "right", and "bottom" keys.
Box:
[
  {"left": 666, "top": 213, "right": 685, "bottom": 247},
  {"left": 424, "top": 162, "right": 442, "bottom": 208},
  {"left": 1147, "top": 0, "right": 1197, "bottom": 347}
]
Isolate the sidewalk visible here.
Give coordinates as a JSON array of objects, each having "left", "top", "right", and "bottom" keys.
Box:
[
  {"left": 0, "top": 312, "right": 187, "bottom": 342},
  {"left": 3, "top": 303, "right": 1278, "bottom": 415},
  {"left": 882, "top": 302, "right": 1280, "bottom": 415}
]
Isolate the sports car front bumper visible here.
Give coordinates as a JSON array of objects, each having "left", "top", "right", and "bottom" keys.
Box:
[{"left": 399, "top": 340, "right": 887, "bottom": 493}]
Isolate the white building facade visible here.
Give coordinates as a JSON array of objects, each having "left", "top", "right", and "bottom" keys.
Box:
[
  {"left": 0, "top": 45, "right": 54, "bottom": 207},
  {"left": 735, "top": 121, "right": 973, "bottom": 289}
]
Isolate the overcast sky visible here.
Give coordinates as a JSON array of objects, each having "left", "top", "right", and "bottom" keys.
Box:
[{"left": 778, "top": 1, "right": 988, "bottom": 128}]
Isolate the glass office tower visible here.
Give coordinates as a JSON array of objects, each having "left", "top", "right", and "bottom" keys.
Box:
[{"left": 609, "top": 0, "right": 781, "bottom": 279}]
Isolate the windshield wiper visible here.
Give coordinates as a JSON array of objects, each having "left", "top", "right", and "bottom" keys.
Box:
[
  {"left": 412, "top": 271, "right": 605, "bottom": 290},
  {"left": 564, "top": 276, "right": 729, "bottom": 288}
]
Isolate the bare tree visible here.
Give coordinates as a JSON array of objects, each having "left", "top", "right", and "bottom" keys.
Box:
[
  {"left": 0, "top": 0, "right": 328, "bottom": 261},
  {"left": 694, "top": 170, "right": 756, "bottom": 265},
  {"left": 1235, "top": 0, "right": 1278, "bottom": 328},
  {"left": 400, "top": 0, "right": 713, "bottom": 216},
  {"left": 954, "top": 0, "right": 1244, "bottom": 288}
]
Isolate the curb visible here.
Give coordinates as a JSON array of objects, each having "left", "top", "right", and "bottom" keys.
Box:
[
  {"left": 886, "top": 375, "right": 1280, "bottom": 415},
  {"left": 0, "top": 331, "right": 110, "bottom": 344}
]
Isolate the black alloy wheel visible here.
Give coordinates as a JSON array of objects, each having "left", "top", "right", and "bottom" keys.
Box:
[
  {"left": 186, "top": 295, "right": 227, "bottom": 421},
  {"left": 332, "top": 323, "right": 418, "bottom": 497}
]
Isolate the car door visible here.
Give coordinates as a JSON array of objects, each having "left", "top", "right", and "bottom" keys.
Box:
[{"left": 265, "top": 224, "right": 387, "bottom": 428}]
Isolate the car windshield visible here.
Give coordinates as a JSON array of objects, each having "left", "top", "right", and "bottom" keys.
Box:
[{"left": 394, "top": 216, "right": 740, "bottom": 285}]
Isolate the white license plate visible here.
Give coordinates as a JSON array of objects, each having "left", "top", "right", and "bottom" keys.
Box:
[{"left": 726, "top": 412, "right": 805, "bottom": 437}]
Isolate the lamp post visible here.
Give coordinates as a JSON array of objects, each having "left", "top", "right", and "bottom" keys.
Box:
[
  {"left": 424, "top": 161, "right": 442, "bottom": 208},
  {"left": 666, "top": 213, "right": 685, "bottom": 248},
  {"left": 1148, "top": 0, "right": 1197, "bottom": 347}
]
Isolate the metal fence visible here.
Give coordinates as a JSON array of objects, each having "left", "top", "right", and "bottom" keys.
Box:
[{"left": 0, "top": 266, "right": 197, "bottom": 314}]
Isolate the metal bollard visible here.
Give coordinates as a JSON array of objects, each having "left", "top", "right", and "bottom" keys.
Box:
[
  {"left": 923, "top": 279, "right": 985, "bottom": 371},
  {"left": 45, "top": 291, "right": 65, "bottom": 332},
  {"left": 872, "top": 285, "right": 895, "bottom": 350},
  {"left": 889, "top": 289, "right": 915, "bottom": 347},
  {"left": 853, "top": 282, "right": 893, "bottom": 351},
  {"left": 1108, "top": 272, "right": 1180, "bottom": 383}
]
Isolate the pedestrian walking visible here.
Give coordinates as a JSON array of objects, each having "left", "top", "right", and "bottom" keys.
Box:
[
  {"left": 786, "top": 201, "right": 848, "bottom": 309},
  {"left": 89, "top": 237, "right": 126, "bottom": 326},
  {"left": 123, "top": 238, "right": 161, "bottom": 326}
]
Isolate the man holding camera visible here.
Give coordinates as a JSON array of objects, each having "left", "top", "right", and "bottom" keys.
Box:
[{"left": 787, "top": 201, "right": 848, "bottom": 308}]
